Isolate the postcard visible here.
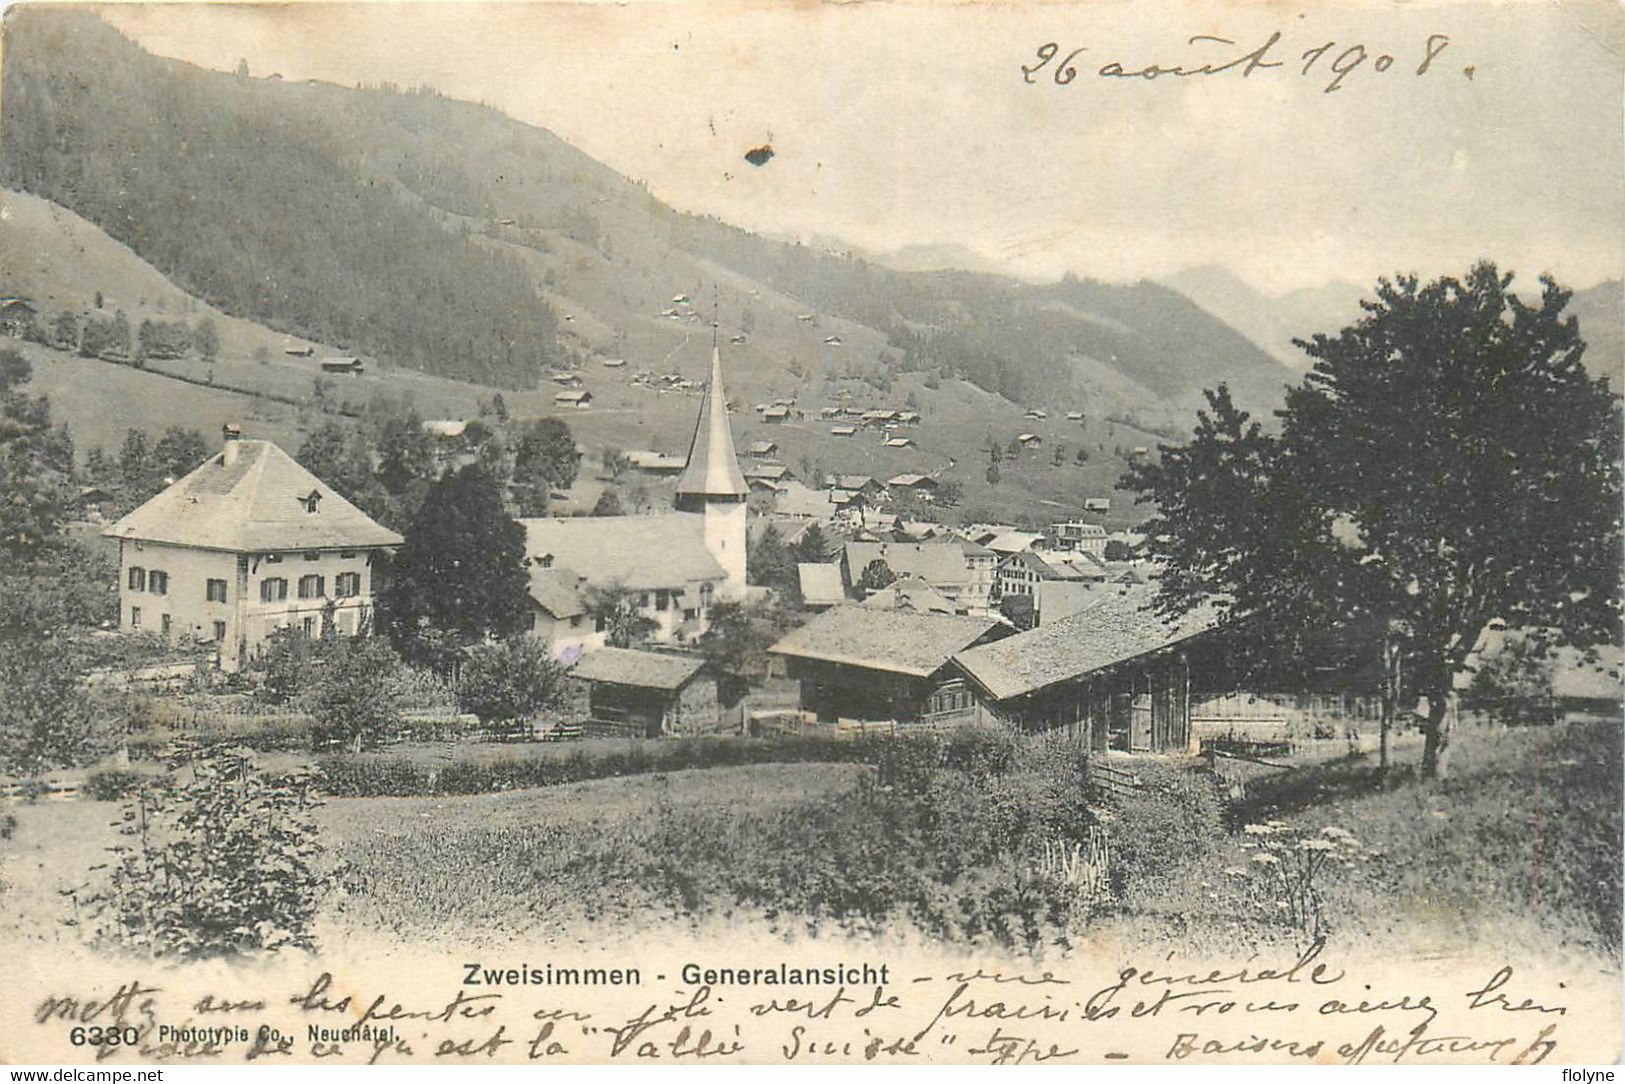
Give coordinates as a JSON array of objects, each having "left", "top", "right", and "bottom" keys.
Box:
[{"left": 0, "top": 0, "right": 1620, "bottom": 1066}]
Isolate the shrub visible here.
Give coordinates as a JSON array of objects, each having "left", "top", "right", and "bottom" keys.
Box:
[
  {"left": 457, "top": 638, "right": 569, "bottom": 724},
  {"left": 85, "top": 768, "right": 148, "bottom": 801},
  {"left": 77, "top": 749, "right": 335, "bottom": 959}
]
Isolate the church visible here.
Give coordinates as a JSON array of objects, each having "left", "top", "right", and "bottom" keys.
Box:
[{"left": 523, "top": 346, "right": 749, "bottom": 660}]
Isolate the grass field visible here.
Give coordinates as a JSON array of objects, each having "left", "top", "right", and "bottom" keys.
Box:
[{"left": 2, "top": 721, "right": 1618, "bottom": 964}]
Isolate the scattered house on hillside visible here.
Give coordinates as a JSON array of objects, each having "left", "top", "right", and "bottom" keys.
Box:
[
  {"left": 1066, "top": 411, "right": 1085, "bottom": 421},
  {"left": 763, "top": 405, "right": 790, "bottom": 423},
  {"left": 284, "top": 344, "right": 316, "bottom": 357},
  {"left": 1024, "top": 409, "right": 1048, "bottom": 419},
  {"left": 1016, "top": 433, "right": 1043, "bottom": 447},
  {"left": 554, "top": 389, "right": 593, "bottom": 408},
  {"left": 886, "top": 473, "right": 939, "bottom": 500},
  {"left": 798, "top": 563, "right": 847, "bottom": 610},
  {"left": 745, "top": 439, "right": 779, "bottom": 458},
  {"left": 743, "top": 462, "right": 792, "bottom": 484},
  {"left": 75, "top": 486, "right": 114, "bottom": 523},
  {"left": 860, "top": 410, "right": 898, "bottom": 428},
  {"left": 823, "top": 335, "right": 844, "bottom": 346},
  {"left": 769, "top": 607, "right": 1009, "bottom": 726},
  {"left": 672, "top": 294, "right": 691, "bottom": 305},
  {"left": 626, "top": 450, "right": 687, "bottom": 475},
  {"left": 320, "top": 357, "right": 364, "bottom": 375},
  {"left": 422, "top": 419, "right": 468, "bottom": 440},
  {"left": 729, "top": 333, "right": 748, "bottom": 345},
  {"left": 898, "top": 411, "right": 921, "bottom": 426},
  {"left": 952, "top": 585, "right": 1220, "bottom": 750},
  {"left": 831, "top": 475, "right": 885, "bottom": 501},
  {"left": 1049, "top": 520, "right": 1108, "bottom": 555},
  {"left": 567, "top": 647, "right": 724, "bottom": 737},
  {"left": 0, "top": 297, "right": 37, "bottom": 336},
  {"left": 602, "top": 357, "right": 627, "bottom": 368},
  {"left": 551, "top": 370, "right": 584, "bottom": 386},
  {"left": 882, "top": 437, "right": 915, "bottom": 449},
  {"left": 797, "top": 313, "right": 816, "bottom": 322},
  {"left": 103, "top": 425, "right": 402, "bottom": 671},
  {"left": 1084, "top": 497, "right": 1112, "bottom": 514},
  {"left": 830, "top": 425, "right": 857, "bottom": 437}
]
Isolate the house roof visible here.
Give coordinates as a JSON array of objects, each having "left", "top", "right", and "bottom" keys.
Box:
[
  {"left": 988, "top": 530, "right": 1044, "bottom": 554},
  {"left": 882, "top": 438, "right": 914, "bottom": 448},
  {"left": 744, "top": 463, "right": 790, "bottom": 481},
  {"left": 833, "top": 475, "right": 877, "bottom": 491},
  {"left": 522, "top": 514, "right": 725, "bottom": 590},
  {"left": 798, "top": 563, "right": 847, "bottom": 607},
  {"left": 954, "top": 584, "right": 1219, "bottom": 701},
  {"left": 746, "top": 440, "right": 778, "bottom": 455},
  {"left": 844, "top": 541, "right": 969, "bottom": 590},
  {"left": 104, "top": 440, "right": 403, "bottom": 552},
  {"left": 770, "top": 607, "right": 1004, "bottom": 678},
  {"left": 422, "top": 419, "right": 468, "bottom": 438},
  {"left": 862, "top": 576, "right": 957, "bottom": 615},
  {"left": 675, "top": 347, "right": 749, "bottom": 499},
  {"left": 528, "top": 565, "right": 587, "bottom": 619},
  {"left": 554, "top": 389, "right": 592, "bottom": 402},
  {"left": 887, "top": 473, "right": 934, "bottom": 488},
  {"left": 571, "top": 647, "right": 705, "bottom": 690}
]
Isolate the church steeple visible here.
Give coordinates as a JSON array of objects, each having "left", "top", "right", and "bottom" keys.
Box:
[{"left": 675, "top": 346, "right": 748, "bottom": 502}]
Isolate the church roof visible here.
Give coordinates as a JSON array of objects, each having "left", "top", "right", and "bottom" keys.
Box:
[
  {"left": 104, "top": 440, "right": 402, "bottom": 552},
  {"left": 675, "top": 347, "right": 748, "bottom": 499},
  {"left": 522, "top": 514, "right": 725, "bottom": 591}
]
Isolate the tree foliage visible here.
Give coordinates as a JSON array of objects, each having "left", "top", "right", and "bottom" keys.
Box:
[
  {"left": 1127, "top": 263, "right": 1622, "bottom": 778},
  {"left": 583, "top": 583, "right": 657, "bottom": 649},
  {"left": 457, "top": 637, "right": 569, "bottom": 723},
  {"left": 379, "top": 465, "right": 530, "bottom": 666}
]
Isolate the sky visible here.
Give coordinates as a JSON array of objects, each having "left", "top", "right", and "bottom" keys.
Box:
[{"left": 93, "top": 0, "right": 1625, "bottom": 293}]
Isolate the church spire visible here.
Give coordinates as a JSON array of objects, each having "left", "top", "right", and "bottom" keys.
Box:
[{"left": 675, "top": 346, "right": 748, "bottom": 501}]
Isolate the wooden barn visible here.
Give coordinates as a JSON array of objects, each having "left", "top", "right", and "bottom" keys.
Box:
[
  {"left": 951, "top": 584, "right": 1221, "bottom": 753},
  {"left": 768, "top": 607, "right": 1008, "bottom": 726},
  {"left": 568, "top": 647, "right": 725, "bottom": 737}
]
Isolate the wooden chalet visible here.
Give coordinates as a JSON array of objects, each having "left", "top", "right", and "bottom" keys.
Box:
[
  {"left": 951, "top": 584, "right": 1221, "bottom": 753},
  {"left": 768, "top": 607, "right": 1009, "bottom": 726}
]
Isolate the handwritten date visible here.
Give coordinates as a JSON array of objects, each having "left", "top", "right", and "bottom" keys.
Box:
[{"left": 1023, "top": 32, "right": 1457, "bottom": 94}]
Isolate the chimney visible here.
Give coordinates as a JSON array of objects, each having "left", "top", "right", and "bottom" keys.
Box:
[{"left": 222, "top": 422, "right": 242, "bottom": 467}]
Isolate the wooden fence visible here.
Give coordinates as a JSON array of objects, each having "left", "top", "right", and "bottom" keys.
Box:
[{"left": 1086, "top": 760, "right": 1141, "bottom": 802}]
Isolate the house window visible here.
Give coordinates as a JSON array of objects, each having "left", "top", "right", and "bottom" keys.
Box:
[
  {"left": 301, "top": 490, "right": 322, "bottom": 514},
  {"left": 127, "top": 566, "right": 146, "bottom": 591},
  {"left": 569, "top": 615, "right": 582, "bottom": 629},
  {"left": 148, "top": 570, "right": 169, "bottom": 596},
  {"left": 261, "top": 577, "right": 289, "bottom": 602},
  {"left": 594, "top": 614, "right": 607, "bottom": 633},
  {"left": 639, "top": 592, "right": 651, "bottom": 609},
  {"left": 340, "top": 550, "right": 356, "bottom": 559},
  {"left": 302, "top": 616, "right": 316, "bottom": 637},
  {"left": 298, "top": 574, "right": 325, "bottom": 599},
  {"left": 655, "top": 590, "right": 670, "bottom": 611},
  {"left": 304, "top": 551, "right": 321, "bottom": 562},
  {"left": 160, "top": 614, "right": 172, "bottom": 636},
  {"left": 206, "top": 578, "right": 228, "bottom": 603},
  {"left": 213, "top": 620, "right": 227, "bottom": 642},
  {"left": 334, "top": 572, "right": 361, "bottom": 598},
  {"left": 130, "top": 606, "right": 142, "bottom": 629}
]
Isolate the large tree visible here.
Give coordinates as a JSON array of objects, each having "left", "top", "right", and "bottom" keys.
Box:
[
  {"left": 379, "top": 465, "right": 531, "bottom": 667},
  {"left": 1128, "top": 263, "right": 1621, "bottom": 779},
  {"left": 511, "top": 417, "right": 579, "bottom": 515}
]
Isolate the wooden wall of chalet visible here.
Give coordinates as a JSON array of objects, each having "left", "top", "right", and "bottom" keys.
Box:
[{"left": 977, "top": 652, "right": 1195, "bottom": 754}]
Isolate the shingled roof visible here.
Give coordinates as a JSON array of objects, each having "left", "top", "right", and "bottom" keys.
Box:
[
  {"left": 528, "top": 565, "right": 587, "bottom": 619},
  {"left": 571, "top": 647, "right": 706, "bottom": 690},
  {"left": 954, "top": 583, "right": 1219, "bottom": 701},
  {"left": 844, "top": 541, "right": 969, "bottom": 591},
  {"left": 522, "top": 514, "right": 725, "bottom": 591},
  {"left": 769, "top": 607, "right": 1003, "bottom": 677},
  {"left": 104, "top": 440, "right": 402, "bottom": 552},
  {"left": 675, "top": 347, "right": 748, "bottom": 500}
]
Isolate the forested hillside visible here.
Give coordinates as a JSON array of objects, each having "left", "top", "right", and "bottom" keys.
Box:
[{"left": 1, "top": 8, "right": 1291, "bottom": 415}]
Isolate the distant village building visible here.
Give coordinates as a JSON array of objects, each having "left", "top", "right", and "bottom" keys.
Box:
[
  {"left": 523, "top": 347, "right": 748, "bottom": 655},
  {"left": 1084, "top": 497, "right": 1112, "bottom": 514},
  {"left": 626, "top": 450, "right": 687, "bottom": 475},
  {"left": 830, "top": 425, "right": 857, "bottom": 437},
  {"left": 1048, "top": 520, "right": 1108, "bottom": 555},
  {"left": 882, "top": 437, "right": 915, "bottom": 449},
  {"left": 103, "top": 426, "right": 402, "bottom": 670},
  {"left": 319, "top": 357, "right": 364, "bottom": 374},
  {"left": 284, "top": 345, "right": 316, "bottom": 357},
  {"left": 0, "top": 296, "right": 38, "bottom": 336},
  {"left": 554, "top": 389, "right": 593, "bottom": 408},
  {"left": 762, "top": 405, "right": 790, "bottom": 423},
  {"left": 745, "top": 439, "right": 779, "bottom": 458},
  {"left": 886, "top": 473, "right": 938, "bottom": 500},
  {"left": 769, "top": 608, "right": 1008, "bottom": 726}
]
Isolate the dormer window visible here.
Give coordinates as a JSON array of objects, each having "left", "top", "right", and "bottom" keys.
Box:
[
  {"left": 537, "top": 553, "right": 554, "bottom": 569},
  {"left": 301, "top": 490, "right": 322, "bottom": 514}
]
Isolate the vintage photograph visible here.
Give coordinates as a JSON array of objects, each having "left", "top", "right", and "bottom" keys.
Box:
[{"left": 0, "top": 0, "right": 1620, "bottom": 1067}]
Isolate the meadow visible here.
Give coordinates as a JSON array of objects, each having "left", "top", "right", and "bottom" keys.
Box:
[{"left": 2, "top": 720, "right": 1618, "bottom": 966}]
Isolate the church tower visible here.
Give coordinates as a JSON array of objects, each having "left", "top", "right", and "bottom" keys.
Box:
[{"left": 675, "top": 346, "right": 749, "bottom": 602}]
